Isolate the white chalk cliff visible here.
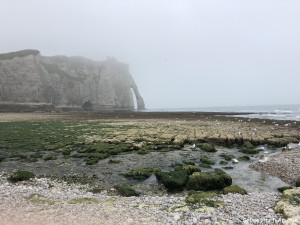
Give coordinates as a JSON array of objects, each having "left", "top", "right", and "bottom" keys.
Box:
[{"left": 0, "top": 50, "right": 145, "bottom": 111}]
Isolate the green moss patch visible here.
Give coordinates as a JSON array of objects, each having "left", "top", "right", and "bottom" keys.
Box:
[
  {"left": 25, "top": 193, "right": 59, "bottom": 205},
  {"left": 181, "top": 165, "right": 201, "bottom": 176},
  {"left": 170, "top": 162, "right": 183, "bottom": 168},
  {"left": 186, "top": 171, "right": 232, "bottom": 191},
  {"left": 43, "top": 154, "right": 58, "bottom": 161},
  {"left": 114, "top": 185, "right": 140, "bottom": 197},
  {"left": 108, "top": 159, "right": 122, "bottom": 164},
  {"left": 223, "top": 185, "right": 247, "bottom": 195},
  {"left": 68, "top": 198, "right": 100, "bottom": 204},
  {"left": 277, "top": 186, "right": 293, "bottom": 193},
  {"left": 200, "top": 156, "right": 215, "bottom": 165},
  {"left": 223, "top": 166, "right": 234, "bottom": 170},
  {"left": 199, "top": 163, "right": 212, "bottom": 169},
  {"left": 238, "top": 155, "right": 250, "bottom": 161},
  {"left": 9, "top": 170, "right": 35, "bottom": 182},
  {"left": 155, "top": 170, "right": 189, "bottom": 191},
  {"left": 87, "top": 188, "right": 102, "bottom": 194},
  {"left": 125, "top": 168, "right": 159, "bottom": 180},
  {"left": 219, "top": 161, "right": 228, "bottom": 165},
  {"left": 239, "top": 148, "right": 259, "bottom": 154},
  {"left": 25, "top": 193, "right": 45, "bottom": 200},
  {"left": 182, "top": 161, "right": 196, "bottom": 165},
  {"left": 185, "top": 191, "right": 224, "bottom": 208},
  {"left": 219, "top": 154, "right": 235, "bottom": 161},
  {"left": 296, "top": 177, "right": 300, "bottom": 187},
  {"left": 198, "top": 143, "right": 217, "bottom": 152}
]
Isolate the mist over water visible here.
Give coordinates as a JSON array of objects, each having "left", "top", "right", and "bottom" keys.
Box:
[
  {"left": 1, "top": 0, "right": 300, "bottom": 109},
  {"left": 146, "top": 104, "right": 300, "bottom": 121}
]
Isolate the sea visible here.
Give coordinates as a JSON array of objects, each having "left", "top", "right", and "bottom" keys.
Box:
[{"left": 147, "top": 104, "right": 300, "bottom": 121}]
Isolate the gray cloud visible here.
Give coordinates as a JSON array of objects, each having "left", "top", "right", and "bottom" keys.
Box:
[{"left": 1, "top": 0, "right": 300, "bottom": 109}]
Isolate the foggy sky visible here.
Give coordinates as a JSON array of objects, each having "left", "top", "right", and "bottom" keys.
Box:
[{"left": 1, "top": 0, "right": 300, "bottom": 109}]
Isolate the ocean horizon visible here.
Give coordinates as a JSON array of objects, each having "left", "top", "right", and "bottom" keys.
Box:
[{"left": 145, "top": 104, "right": 300, "bottom": 121}]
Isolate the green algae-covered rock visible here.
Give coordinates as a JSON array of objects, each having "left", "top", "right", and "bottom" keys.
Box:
[
  {"left": 124, "top": 168, "right": 159, "bottom": 180},
  {"left": 277, "top": 186, "right": 293, "bottom": 193},
  {"left": 275, "top": 187, "right": 300, "bottom": 222},
  {"left": 155, "top": 170, "right": 189, "bottom": 191},
  {"left": 219, "top": 154, "right": 235, "bottom": 161},
  {"left": 199, "top": 163, "right": 212, "bottom": 169},
  {"left": 223, "top": 185, "right": 247, "bottom": 195},
  {"left": 9, "top": 170, "right": 35, "bottom": 182},
  {"left": 296, "top": 177, "right": 300, "bottom": 187},
  {"left": 199, "top": 143, "right": 217, "bottom": 152},
  {"left": 238, "top": 155, "right": 250, "bottom": 161},
  {"left": 219, "top": 161, "right": 228, "bottom": 165},
  {"left": 200, "top": 156, "right": 215, "bottom": 165},
  {"left": 181, "top": 165, "right": 201, "bottom": 176},
  {"left": 186, "top": 171, "right": 232, "bottom": 191},
  {"left": 239, "top": 148, "right": 259, "bottom": 154},
  {"left": 114, "top": 185, "right": 140, "bottom": 197}
]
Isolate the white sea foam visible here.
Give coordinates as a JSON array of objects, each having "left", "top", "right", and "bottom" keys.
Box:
[{"left": 147, "top": 104, "right": 300, "bottom": 121}]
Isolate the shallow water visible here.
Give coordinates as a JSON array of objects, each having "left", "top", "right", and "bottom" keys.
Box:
[{"left": 0, "top": 145, "right": 292, "bottom": 194}]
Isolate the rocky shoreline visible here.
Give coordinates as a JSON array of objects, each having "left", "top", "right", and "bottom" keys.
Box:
[
  {"left": 250, "top": 149, "right": 300, "bottom": 186},
  {"left": 0, "top": 172, "right": 285, "bottom": 225}
]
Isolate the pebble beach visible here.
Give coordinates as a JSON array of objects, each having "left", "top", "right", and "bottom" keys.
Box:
[{"left": 0, "top": 172, "right": 285, "bottom": 225}]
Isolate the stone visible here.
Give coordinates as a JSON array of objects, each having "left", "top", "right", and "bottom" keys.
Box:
[
  {"left": 275, "top": 187, "right": 300, "bottom": 221},
  {"left": 173, "top": 214, "right": 181, "bottom": 221},
  {"left": 0, "top": 49, "right": 145, "bottom": 112}
]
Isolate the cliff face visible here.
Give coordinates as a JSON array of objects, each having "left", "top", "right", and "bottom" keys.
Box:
[{"left": 0, "top": 50, "right": 145, "bottom": 111}]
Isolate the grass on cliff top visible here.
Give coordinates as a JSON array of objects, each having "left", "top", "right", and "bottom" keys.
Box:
[
  {"left": 0, "top": 49, "right": 40, "bottom": 60},
  {"left": 0, "top": 120, "right": 182, "bottom": 163}
]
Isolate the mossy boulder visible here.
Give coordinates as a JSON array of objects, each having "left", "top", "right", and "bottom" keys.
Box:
[
  {"left": 296, "top": 177, "right": 300, "bottom": 187},
  {"left": 9, "top": 170, "right": 35, "bottom": 182},
  {"left": 43, "top": 154, "right": 58, "bottom": 161},
  {"left": 219, "top": 161, "right": 228, "bottom": 165},
  {"left": 275, "top": 188, "right": 300, "bottom": 222},
  {"left": 242, "top": 142, "right": 254, "bottom": 149},
  {"left": 219, "top": 154, "right": 235, "bottom": 161},
  {"left": 87, "top": 188, "right": 102, "bottom": 194},
  {"left": 223, "top": 166, "right": 234, "bottom": 170},
  {"left": 125, "top": 168, "right": 159, "bottom": 180},
  {"left": 277, "top": 186, "right": 293, "bottom": 193},
  {"left": 181, "top": 165, "right": 201, "bottom": 176},
  {"left": 155, "top": 170, "right": 189, "bottom": 191},
  {"left": 238, "top": 155, "right": 250, "bottom": 161},
  {"left": 108, "top": 159, "right": 122, "bottom": 164},
  {"left": 214, "top": 168, "right": 226, "bottom": 175},
  {"left": 200, "top": 156, "right": 215, "bottom": 165},
  {"left": 199, "top": 143, "right": 217, "bottom": 152},
  {"left": 170, "top": 162, "right": 183, "bottom": 168},
  {"left": 186, "top": 171, "right": 232, "bottom": 191},
  {"left": 223, "top": 185, "right": 247, "bottom": 195},
  {"left": 85, "top": 158, "right": 99, "bottom": 165},
  {"left": 239, "top": 148, "right": 259, "bottom": 154},
  {"left": 199, "top": 163, "right": 212, "bottom": 169},
  {"left": 182, "top": 160, "right": 196, "bottom": 165},
  {"left": 185, "top": 191, "right": 224, "bottom": 208},
  {"left": 114, "top": 185, "right": 140, "bottom": 197}
]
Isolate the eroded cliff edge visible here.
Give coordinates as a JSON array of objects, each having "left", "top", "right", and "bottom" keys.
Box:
[{"left": 0, "top": 49, "right": 145, "bottom": 112}]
